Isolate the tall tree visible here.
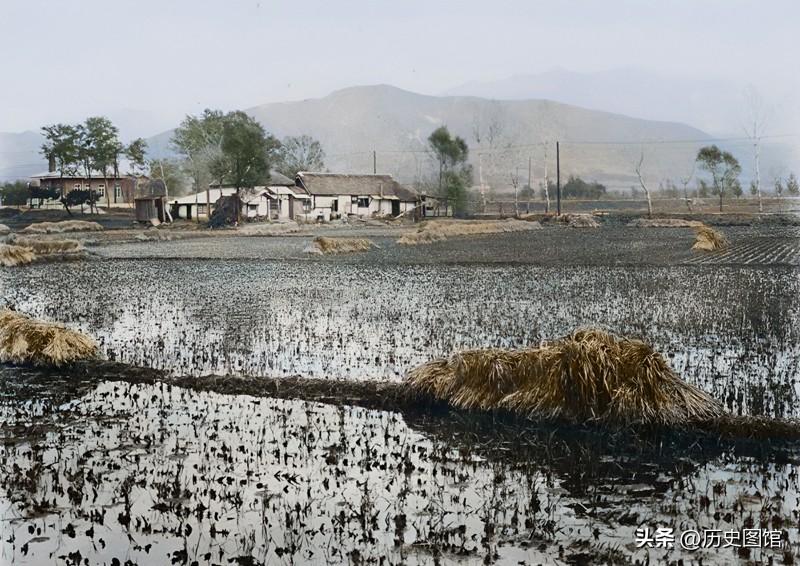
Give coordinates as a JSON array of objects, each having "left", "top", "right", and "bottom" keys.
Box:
[
  {"left": 81, "top": 117, "right": 122, "bottom": 209},
  {"left": 696, "top": 145, "right": 741, "bottom": 212},
  {"left": 172, "top": 109, "right": 226, "bottom": 220},
  {"left": 428, "top": 126, "right": 471, "bottom": 216},
  {"left": 635, "top": 148, "right": 654, "bottom": 217},
  {"left": 218, "top": 111, "right": 279, "bottom": 191},
  {"left": 40, "top": 123, "right": 80, "bottom": 211},
  {"left": 742, "top": 86, "right": 770, "bottom": 213},
  {"left": 275, "top": 135, "right": 324, "bottom": 178},
  {"left": 786, "top": 173, "right": 799, "bottom": 196}
]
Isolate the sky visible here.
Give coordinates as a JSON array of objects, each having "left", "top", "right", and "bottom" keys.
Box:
[{"left": 1, "top": 0, "right": 798, "bottom": 139}]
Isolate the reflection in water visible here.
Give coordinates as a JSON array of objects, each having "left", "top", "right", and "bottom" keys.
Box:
[{"left": 1, "top": 378, "right": 798, "bottom": 565}]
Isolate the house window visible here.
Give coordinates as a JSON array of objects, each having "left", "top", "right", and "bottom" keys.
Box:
[
  {"left": 97, "top": 184, "right": 105, "bottom": 197},
  {"left": 114, "top": 183, "right": 122, "bottom": 200},
  {"left": 73, "top": 184, "right": 81, "bottom": 191},
  {"left": 197, "top": 204, "right": 207, "bottom": 215},
  {"left": 303, "top": 201, "right": 312, "bottom": 212},
  {"left": 357, "top": 197, "right": 370, "bottom": 208}
]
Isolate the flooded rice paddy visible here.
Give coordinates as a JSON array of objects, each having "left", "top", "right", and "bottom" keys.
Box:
[{"left": 1, "top": 230, "right": 799, "bottom": 564}]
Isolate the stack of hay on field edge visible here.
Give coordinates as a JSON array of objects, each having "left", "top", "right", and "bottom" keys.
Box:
[
  {"left": 628, "top": 218, "right": 705, "bottom": 228},
  {"left": 0, "top": 224, "right": 10, "bottom": 235},
  {"left": 305, "top": 236, "right": 374, "bottom": 254},
  {"left": 0, "top": 309, "right": 98, "bottom": 367},
  {"left": 0, "top": 244, "right": 36, "bottom": 267},
  {"left": 398, "top": 219, "right": 541, "bottom": 245},
  {"left": 21, "top": 220, "right": 103, "bottom": 234},
  {"left": 692, "top": 225, "right": 728, "bottom": 251},
  {"left": 406, "top": 328, "right": 724, "bottom": 427},
  {"left": 557, "top": 214, "right": 600, "bottom": 228}
]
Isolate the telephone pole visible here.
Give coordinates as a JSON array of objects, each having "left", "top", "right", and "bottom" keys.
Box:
[
  {"left": 556, "top": 141, "right": 561, "bottom": 216},
  {"left": 373, "top": 150, "right": 377, "bottom": 174}
]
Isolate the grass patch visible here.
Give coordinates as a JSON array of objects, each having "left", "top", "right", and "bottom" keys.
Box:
[
  {"left": 692, "top": 226, "right": 728, "bottom": 251},
  {"left": 398, "top": 219, "right": 541, "bottom": 245},
  {"left": 0, "top": 244, "right": 36, "bottom": 267},
  {"left": 21, "top": 220, "right": 103, "bottom": 234},
  {"left": 405, "top": 328, "right": 724, "bottom": 427},
  {"left": 305, "top": 236, "right": 375, "bottom": 254},
  {"left": 0, "top": 309, "right": 98, "bottom": 367}
]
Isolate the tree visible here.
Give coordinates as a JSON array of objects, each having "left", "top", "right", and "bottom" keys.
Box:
[
  {"left": 217, "top": 111, "right": 279, "bottom": 191},
  {"left": 275, "top": 135, "right": 324, "bottom": 178},
  {"left": 125, "top": 138, "right": 148, "bottom": 175},
  {"left": 61, "top": 188, "right": 100, "bottom": 214},
  {"left": 561, "top": 176, "right": 606, "bottom": 199},
  {"left": 77, "top": 117, "right": 122, "bottom": 211},
  {"left": 774, "top": 177, "right": 784, "bottom": 197},
  {"left": 742, "top": 86, "right": 770, "bottom": 213},
  {"left": 635, "top": 149, "right": 653, "bottom": 217},
  {"left": 428, "top": 126, "right": 471, "bottom": 216},
  {"left": 786, "top": 173, "right": 799, "bottom": 196},
  {"left": 0, "top": 180, "right": 29, "bottom": 206},
  {"left": 698, "top": 179, "right": 710, "bottom": 198},
  {"left": 696, "top": 145, "right": 741, "bottom": 212},
  {"left": 172, "top": 109, "right": 227, "bottom": 220},
  {"left": 40, "top": 123, "right": 80, "bottom": 211},
  {"left": 149, "top": 158, "right": 186, "bottom": 196}
]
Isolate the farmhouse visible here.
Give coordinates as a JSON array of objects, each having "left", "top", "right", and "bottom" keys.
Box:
[
  {"left": 169, "top": 171, "right": 309, "bottom": 221},
  {"left": 293, "top": 172, "right": 418, "bottom": 221},
  {"left": 30, "top": 158, "right": 146, "bottom": 207}
]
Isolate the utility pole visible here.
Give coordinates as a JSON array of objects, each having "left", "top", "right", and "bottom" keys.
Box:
[
  {"left": 527, "top": 155, "right": 532, "bottom": 214},
  {"left": 556, "top": 141, "right": 561, "bottom": 216},
  {"left": 373, "top": 151, "right": 377, "bottom": 174}
]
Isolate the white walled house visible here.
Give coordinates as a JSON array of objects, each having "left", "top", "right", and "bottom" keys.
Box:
[{"left": 294, "top": 172, "right": 419, "bottom": 222}]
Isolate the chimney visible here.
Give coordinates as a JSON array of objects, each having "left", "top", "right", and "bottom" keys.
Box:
[{"left": 48, "top": 154, "right": 56, "bottom": 173}]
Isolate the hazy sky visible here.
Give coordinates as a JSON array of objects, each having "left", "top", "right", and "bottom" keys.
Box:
[{"left": 1, "top": 0, "right": 797, "bottom": 137}]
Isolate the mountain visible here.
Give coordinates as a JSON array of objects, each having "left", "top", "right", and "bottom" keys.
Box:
[
  {"left": 5, "top": 84, "right": 794, "bottom": 191},
  {"left": 240, "top": 85, "right": 714, "bottom": 190},
  {"left": 443, "top": 68, "right": 746, "bottom": 136}
]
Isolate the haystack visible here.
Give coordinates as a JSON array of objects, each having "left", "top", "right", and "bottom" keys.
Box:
[
  {"left": 628, "top": 218, "right": 704, "bottom": 228},
  {"left": 692, "top": 226, "right": 727, "bottom": 251},
  {"left": 559, "top": 214, "right": 600, "bottom": 228},
  {"left": 0, "top": 309, "right": 98, "bottom": 366},
  {"left": 398, "top": 219, "right": 541, "bottom": 245},
  {"left": 0, "top": 244, "right": 36, "bottom": 267},
  {"left": 405, "top": 329, "right": 723, "bottom": 427},
  {"left": 304, "top": 236, "right": 374, "bottom": 255},
  {"left": 7, "top": 235, "right": 84, "bottom": 256},
  {"left": 0, "top": 224, "right": 10, "bottom": 235},
  {"left": 21, "top": 220, "right": 103, "bottom": 234}
]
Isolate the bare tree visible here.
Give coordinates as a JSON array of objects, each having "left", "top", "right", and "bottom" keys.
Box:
[
  {"left": 680, "top": 161, "right": 695, "bottom": 212},
  {"left": 510, "top": 167, "right": 520, "bottom": 216},
  {"left": 541, "top": 141, "right": 551, "bottom": 213},
  {"left": 635, "top": 148, "right": 654, "bottom": 217},
  {"left": 742, "top": 86, "right": 770, "bottom": 213}
]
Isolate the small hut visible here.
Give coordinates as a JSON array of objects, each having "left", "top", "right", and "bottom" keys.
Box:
[{"left": 134, "top": 179, "right": 169, "bottom": 224}]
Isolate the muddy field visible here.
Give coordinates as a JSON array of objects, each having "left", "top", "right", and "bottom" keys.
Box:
[{"left": 1, "top": 224, "right": 799, "bottom": 564}]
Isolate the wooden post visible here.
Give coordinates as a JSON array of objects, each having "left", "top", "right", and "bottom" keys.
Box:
[{"left": 556, "top": 141, "right": 561, "bottom": 216}]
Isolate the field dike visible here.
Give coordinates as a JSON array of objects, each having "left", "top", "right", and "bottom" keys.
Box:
[
  {"left": 20, "top": 219, "right": 103, "bottom": 234},
  {"left": 1, "top": 235, "right": 86, "bottom": 266},
  {"left": 398, "top": 219, "right": 541, "bottom": 245},
  {"left": 0, "top": 309, "right": 98, "bottom": 366},
  {"left": 304, "top": 236, "right": 375, "bottom": 254},
  {"left": 3, "top": 312, "right": 798, "bottom": 441}
]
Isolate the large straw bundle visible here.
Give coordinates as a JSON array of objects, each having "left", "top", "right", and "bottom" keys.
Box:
[
  {"left": 628, "top": 218, "right": 704, "bottom": 228},
  {"left": 559, "top": 214, "right": 600, "bottom": 228},
  {"left": 692, "top": 226, "right": 728, "bottom": 251},
  {"left": 398, "top": 219, "right": 541, "bottom": 245},
  {"left": 7, "top": 235, "right": 84, "bottom": 255},
  {"left": 405, "top": 329, "right": 723, "bottom": 427},
  {"left": 0, "top": 309, "right": 98, "bottom": 366},
  {"left": 305, "top": 236, "right": 374, "bottom": 254},
  {"left": 0, "top": 244, "right": 36, "bottom": 267},
  {"left": 0, "top": 224, "right": 10, "bottom": 235},
  {"left": 21, "top": 220, "right": 103, "bottom": 234}
]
